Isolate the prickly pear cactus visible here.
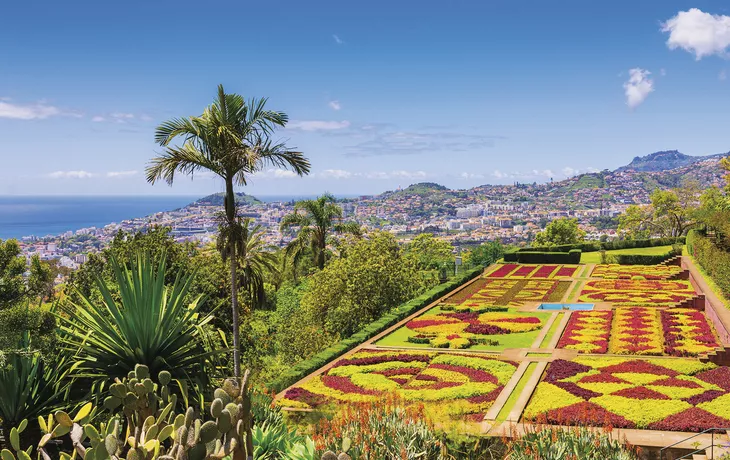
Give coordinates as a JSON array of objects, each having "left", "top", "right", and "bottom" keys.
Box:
[{"left": 2, "top": 365, "right": 256, "bottom": 460}]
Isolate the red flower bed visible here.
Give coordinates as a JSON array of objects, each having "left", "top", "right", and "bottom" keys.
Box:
[
  {"left": 554, "top": 381, "right": 601, "bottom": 399},
  {"left": 533, "top": 265, "right": 558, "bottom": 278},
  {"left": 685, "top": 390, "right": 725, "bottom": 405},
  {"left": 612, "top": 386, "right": 669, "bottom": 400},
  {"left": 648, "top": 408, "right": 730, "bottom": 433},
  {"left": 542, "top": 402, "right": 635, "bottom": 429},
  {"left": 600, "top": 360, "right": 678, "bottom": 376},
  {"left": 488, "top": 264, "right": 518, "bottom": 278},
  {"left": 321, "top": 375, "right": 382, "bottom": 395},
  {"left": 696, "top": 367, "right": 730, "bottom": 391},
  {"left": 544, "top": 359, "right": 592, "bottom": 382},
  {"left": 467, "top": 385, "right": 504, "bottom": 404},
  {"left": 579, "top": 373, "right": 630, "bottom": 384},
  {"left": 555, "top": 266, "right": 578, "bottom": 278},
  {"left": 336, "top": 354, "right": 431, "bottom": 366},
  {"left": 374, "top": 368, "right": 423, "bottom": 377},
  {"left": 512, "top": 265, "right": 537, "bottom": 277},
  {"left": 464, "top": 323, "right": 509, "bottom": 335},
  {"left": 661, "top": 309, "right": 720, "bottom": 357},
  {"left": 429, "top": 363, "right": 499, "bottom": 384},
  {"left": 557, "top": 310, "right": 612, "bottom": 354},
  {"left": 283, "top": 387, "right": 327, "bottom": 406},
  {"left": 651, "top": 377, "right": 702, "bottom": 388}
]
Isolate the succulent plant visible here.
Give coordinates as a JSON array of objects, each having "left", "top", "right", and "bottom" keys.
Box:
[{"left": 2, "top": 365, "right": 255, "bottom": 460}]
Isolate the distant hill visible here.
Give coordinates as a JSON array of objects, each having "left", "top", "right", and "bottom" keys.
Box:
[
  {"left": 189, "top": 192, "right": 262, "bottom": 207},
  {"left": 617, "top": 150, "right": 727, "bottom": 173},
  {"left": 395, "top": 182, "right": 449, "bottom": 195}
]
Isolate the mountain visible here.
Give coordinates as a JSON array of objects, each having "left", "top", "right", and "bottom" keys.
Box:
[
  {"left": 617, "top": 150, "right": 727, "bottom": 172},
  {"left": 189, "top": 192, "right": 262, "bottom": 207}
]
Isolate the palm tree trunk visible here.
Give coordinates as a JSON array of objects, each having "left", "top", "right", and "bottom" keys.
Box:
[{"left": 226, "top": 178, "right": 241, "bottom": 378}]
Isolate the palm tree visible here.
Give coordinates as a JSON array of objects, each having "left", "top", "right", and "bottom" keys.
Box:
[
  {"left": 280, "top": 193, "right": 361, "bottom": 270},
  {"left": 217, "top": 216, "right": 278, "bottom": 311},
  {"left": 146, "top": 85, "right": 310, "bottom": 377}
]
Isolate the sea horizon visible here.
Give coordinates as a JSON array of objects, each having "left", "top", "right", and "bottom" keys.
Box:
[{"left": 0, "top": 194, "right": 362, "bottom": 240}]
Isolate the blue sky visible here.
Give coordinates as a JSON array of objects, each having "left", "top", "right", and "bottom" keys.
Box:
[{"left": 2, "top": 0, "right": 730, "bottom": 196}]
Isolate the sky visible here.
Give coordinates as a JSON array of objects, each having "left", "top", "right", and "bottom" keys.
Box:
[{"left": 1, "top": 0, "right": 730, "bottom": 196}]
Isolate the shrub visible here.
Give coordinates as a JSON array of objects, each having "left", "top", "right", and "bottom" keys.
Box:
[
  {"left": 687, "top": 229, "right": 730, "bottom": 300},
  {"left": 312, "top": 395, "right": 443, "bottom": 459},
  {"left": 506, "top": 425, "right": 640, "bottom": 459},
  {"left": 516, "top": 250, "right": 581, "bottom": 264}
]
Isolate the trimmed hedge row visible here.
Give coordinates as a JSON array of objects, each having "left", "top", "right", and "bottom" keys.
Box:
[
  {"left": 507, "top": 249, "right": 582, "bottom": 264},
  {"left": 266, "top": 266, "right": 484, "bottom": 393},
  {"left": 605, "top": 246, "right": 681, "bottom": 265},
  {"left": 518, "top": 237, "right": 686, "bottom": 254},
  {"left": 687, "top": 229, "right": 730, "bottom": 299}
]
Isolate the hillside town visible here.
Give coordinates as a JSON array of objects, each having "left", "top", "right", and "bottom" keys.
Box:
[{"left": 15, "top": 154, "right": 726, "bottom": 273}]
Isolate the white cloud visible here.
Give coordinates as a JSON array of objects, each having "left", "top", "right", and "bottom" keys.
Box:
[
  {"left": 390, "top": 170, "right": 427, "bottom": 179},
  {"left": 91, "top": 116, "right": 105, "bottom": 122},
  {"left": 623, "top": 68, "right": 654, "bottom": 109},
  {"left": 317, "top": 169, "right": 352, "bottom": 179},
  {"left": 106, "top": 170, "right": 138, "bottom": 178},
  {"left": 333, "top": 34, "right": 344, "bottom": 45},
  {"left": 532, "top": 169, "right": 555, "bottom": 178},
  {"left": 255, "top": 169, "right": 299, "bottom": 179},
  {"left": 460, "top": 172, "right": 484, "bottom": 180},
  {"left": 111, "top": 112, "right": 134, "bottom": 119},
  {"left": 720, "top": 70, "right": 727, "bottom": 81},
  {"left": 0, "top": 100, "right": 61, "bottom": 120},
  {"left": 660, "top": 68, "right": 667, "bottom": 76},
  {"left": 140, "top": 114, "right": 153, "bottom": 122},
  {"left": 328, "top": 100, "right": 341, "bottom": 111},
  {"left": 662, "top": 8, "right": 730, "bottom": 60},
  {"left": 47, "top": 170, "right": 95, "bottom": 179},
  {"left": 287, "top": 120, "right": 351, "bottom": 131},
  {"left": 491, "top": 170, "right": 507, "bottom": 179}
]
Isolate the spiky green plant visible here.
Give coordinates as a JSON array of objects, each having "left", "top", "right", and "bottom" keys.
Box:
[
  {"left": 0, "top": 339, "right": 72, "bottom": 442},
  {"left": 57, "top": 252, "right": 223, "bottom": 396}
]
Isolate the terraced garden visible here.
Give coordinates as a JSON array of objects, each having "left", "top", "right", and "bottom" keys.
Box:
[{"left": 278, "top": 258, "right": 730, "bottom": 441}]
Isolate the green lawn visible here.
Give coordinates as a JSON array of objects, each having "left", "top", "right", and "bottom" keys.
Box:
[
  {"left": 496, "top": 362, "right": 538, "bottom": 422},
  {"left": 375, "top": 307, "right": 552, "bottom": 351},
  {"left": 580, "top": 245, "right": 676, "bottom": 264},
  {"left": 538, "top": 312, "right": 564, "bottom": 348}
]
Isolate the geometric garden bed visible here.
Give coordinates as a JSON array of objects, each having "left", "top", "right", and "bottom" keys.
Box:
[{"left": 523, "top": 357, "right": 730, "bottom": 432}]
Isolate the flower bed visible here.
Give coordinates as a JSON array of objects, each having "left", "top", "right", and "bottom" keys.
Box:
[
  {"left": 661, "top": 308, "right": 720, "bottom": 357},
  {"left": 280, "top": 350, "right": 518, "bottom": 420},
  {"left": 591, "top": 264, "right": 683, "bottom": 280},
  {"left": 485, "top": 264, "right": 579, "bottom": 279},
  {"left": 523, "top": 357, "right": 730, "bottom": 431},
  {"left": 557, "top": 311, "right": 612, "bottom": 353},
  {"left": 579, "top": 279, "right": 696, "bottom": 305},
  {"left": 608, "top": 308, "right": 663, "bottom": 355},
  {"left": 405, "top": 310, "right": 544, "bottom": 349},
  {"left": 442, "top": 278, "right": 494, "bottom": 305}
]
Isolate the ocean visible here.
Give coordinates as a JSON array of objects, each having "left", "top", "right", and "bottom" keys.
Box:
[{"left": 0, "top": 194, "right": 360, "bottom": 240}]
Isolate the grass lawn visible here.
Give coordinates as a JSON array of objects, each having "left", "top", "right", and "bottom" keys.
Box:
[
  {"left": 538, "top": 312, "right": 564, "bottom": 348},
  {"left": 580, "top": 245, "right": 676, "bottom": 264},
  {"left": 375, "top": 307, "right": 552, "bottom": 351},
  {"left": 496, "top": 362, "right": 538, "bottom": 422}
]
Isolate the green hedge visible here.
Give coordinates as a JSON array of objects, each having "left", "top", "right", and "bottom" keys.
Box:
[
  {"left": 515, "top": 249, "right": 581, "bottom": 264},
  {"left": 606, "top": 248, "right": 681, "bottom": 265},
  {"left": 687, "top": 229, "right": 730, "bottom": 298},
  {"left": 266, "top": 266, "right": 484, "bottom": 393},
  {"left": 518, "top": 237, "right": 686, "bottom": 254}
]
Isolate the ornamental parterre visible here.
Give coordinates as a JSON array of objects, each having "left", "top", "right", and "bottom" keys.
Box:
[
  {"left": 591, "top": 264, "right": 684, "bottom": 281},
  {"left": 405, "top": 310, "right": 544, "bottom": 349},
  {"left": 578, "top": 279, "right": 697, "bottom": 305},
  {"left": 279, "top": 350, "right": 518, "bottom": 421},
  {"left": 557, "top": 311, "right": 612, "bottom": 353},
  {"left": 446, "top": 278, "right": 571, "bottom": 307},
  {"left": 661, "top": 308, "right": 720, "bottom": 357},
  {"left": 557, "top": 307, "right": 719, "bottom": 357},
  {"left": 484, "top": 264, "right": 579, "bottom": 279},
  {"left": 523, "top": 357, "right": 730, "bottom": 431}
]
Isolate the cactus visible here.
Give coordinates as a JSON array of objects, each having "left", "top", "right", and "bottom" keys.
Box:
[{"left": 3, "top": 366, "right": 256, "bottom": 460}]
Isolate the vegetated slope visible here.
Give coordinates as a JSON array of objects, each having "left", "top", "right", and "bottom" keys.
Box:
[{"left": 617, "top": 149, "right": 728, "bottom": 173}]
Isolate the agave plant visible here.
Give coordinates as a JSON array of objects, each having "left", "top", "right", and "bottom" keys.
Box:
[
  {"left": 0, "top": 339, "right": 72, "bottom": 443},
  {"left": 57, "top": 251, "right": 224, "bottom": 398}
]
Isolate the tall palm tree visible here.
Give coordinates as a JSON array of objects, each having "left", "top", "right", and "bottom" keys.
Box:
[
  {"left": 146, "top": 85, "right": 310, "bottom": 377},
  {"left": 280, "top": 193, "right": 360, "bottom": 270},
  {"left": 217, "top": 216, "right": 278, "bottom": 311}
]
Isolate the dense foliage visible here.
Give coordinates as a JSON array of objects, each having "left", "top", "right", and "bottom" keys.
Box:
[{"left": 533, "top": 218, "right": 585, "bottom": 246}]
